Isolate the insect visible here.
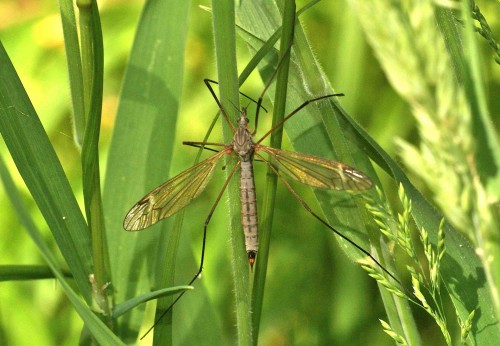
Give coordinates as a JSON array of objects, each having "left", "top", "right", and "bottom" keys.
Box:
[
  {"left": 123, "top": 79, "right": 372, "bottom": 265},
  {"left": 123, "top": 64, "right": 402, "bottom": 338}
]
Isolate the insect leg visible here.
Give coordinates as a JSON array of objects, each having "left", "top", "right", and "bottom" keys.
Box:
[
  {"left": 251, "top": 44, "right": 293, "bottom": 135},
  {"left": 140, "top": 161, "right": 240, "bottom": 339},
  {"left": 254, "top": 152, "right": 403, "bottom": 289},
  {"left": 204, "top": 79, "right": 236, "bottom": 132},
  {"left": 183, "top": 141, "right": 226, "bottom": 147},
  {"left": 256, "top": 93, "right": 344, "bottom": 144},
  {"left": 204, "top": 79, "right": 268, "bottom": 113},
  {"left": 182, "top": 141, "right": 227, "bottom": 154}
]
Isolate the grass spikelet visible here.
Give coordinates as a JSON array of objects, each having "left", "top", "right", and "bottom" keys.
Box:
[
  {"left": 352, "top": 0, "right": 498, "bottom": 340},
  {"left": 365, "top": 184, "right": 476, "bottom": 345},
  {"left": 459, "top": 309, "right": 476, "bottom": 344},
  {"left": 380, "top": 319, "right": 409, "bottom": 345}
]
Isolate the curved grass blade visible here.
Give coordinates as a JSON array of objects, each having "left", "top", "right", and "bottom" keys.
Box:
[
  {"left": 0, "top": 42, "right": 92, "bottom": 302},
  {"left": 0, "top": 156, "right": 123, "bottom": 345},
  {"left": 112, "top": 286, "right": 192, "bottom": 319},
  {"left": 77, "top": 0, "right": 111, "bottom": 319}
]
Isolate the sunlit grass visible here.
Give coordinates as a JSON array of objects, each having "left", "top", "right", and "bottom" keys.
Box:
[{"left": 0, "top": 0, "right": 498, "bottom": 345}]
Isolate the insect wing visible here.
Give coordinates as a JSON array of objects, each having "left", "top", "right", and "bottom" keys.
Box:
[
  {"left": 258, "top": 146, "right": 372, "bottom": 191},
  {"left": 124, "top": 151, "right": 226, "bottom": 231}
]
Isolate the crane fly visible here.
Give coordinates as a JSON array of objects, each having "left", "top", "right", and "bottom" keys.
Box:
[
  {"left": 123, "top": 79, "right": 372, "bottom": 266},
  {"left": 123, "top": 75, "right": 404, "bottom": 338}
]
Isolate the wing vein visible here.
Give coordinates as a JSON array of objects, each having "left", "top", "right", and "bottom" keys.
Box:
[
  {"left": 123, "top": 150, "right": 226, "bottom": 231},
  {"left": 257, "top": 146, "right": 372, "bottom": 191}
]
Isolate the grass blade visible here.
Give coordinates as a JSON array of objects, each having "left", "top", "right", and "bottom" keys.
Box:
[
  {"left": 211, "top": 0, "right": 252, "bottom": 344},
  {"left": 0, "top": 265, "right": 71, "bottom": 280},
  {"left": 251, "top": 0, "right": 296, "bottom": 340},
  {"left": 102, "top": 0, "right": 191, "bottom": 342},
  {"left": 0, "top": 156, "right": 123, "bottom": 345},
  {"left": 0, "top": 41, "right": 92, "bottom": 302},
  {"left": 236, "top": 0, "right": 414, "bottom": 342},
  {"left": 77, "top": 0, "right": 112, "bottom": 320},
  {"left": 112, "top": 286, "right": 192, "bottom": 319},
  {"left": 58, "top": 0, "right": 85, "bottom": 145}
]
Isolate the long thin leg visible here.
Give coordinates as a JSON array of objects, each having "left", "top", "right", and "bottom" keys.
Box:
[
  {"left": 205, "top": 44, "right": 290, "bottom": 136},
  {"left": 204, "top": 79, "right": 236, "bottom": 132},
  {"left": 140, "top": 162, "right": 241, "bottom": 340},
  {"left": 183, "top": 141, "right": 227, "bottom": 148},
  {"left": 183, "top": 142, "right": 224, "bottom": 154},
  {"left": 251, "top": 45, "right": 294, "bottom": 135},
  {"left": 205, "top": 79, "right": 268, "bottom": 113},
  {"left": 254, "top": 152, "right": 404, "bottom": 290},
  {"left": 256, "top": 93, "right": 344, "bottom": 144}
]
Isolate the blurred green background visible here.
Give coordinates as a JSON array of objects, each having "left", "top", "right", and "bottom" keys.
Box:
[{"left": 0, "top": 0, "right": 498, "bottom": 345}]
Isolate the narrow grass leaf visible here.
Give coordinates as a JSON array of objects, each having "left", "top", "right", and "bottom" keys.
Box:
[
  {"left": 212, "top": 1, "right": 252, "bottom": 344},
  {"left": 0, "top": 156, "right": 123, "bottom": 345},
  {"left": 0, "top": 265, "right": 71, "bottom": 281},
  {"left": 235, "top": 2, "right": 414, "bottom": 341},
  {"left": 0, "top": 42, "right": 92, "bottom": 302},
  {"left": 251, "top": 0, "right": 296, "bottom": 339},
  {"left": 112, "top": 286, "right": 192, "bottom": 319},
  {"left": 77, "top": 0, "right": 111, "bottom": 318},
  {"left": 58, "top": 0, "right": 85, "bottom": 146}
]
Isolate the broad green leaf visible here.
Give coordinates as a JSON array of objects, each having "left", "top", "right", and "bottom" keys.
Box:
[{"left": 102, "top": 0, "right": 197, "bottom": 343}]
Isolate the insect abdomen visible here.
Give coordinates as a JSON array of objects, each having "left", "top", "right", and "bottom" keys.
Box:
[{"left": 240, "top": 160, "right": 258, "bottom": 266}]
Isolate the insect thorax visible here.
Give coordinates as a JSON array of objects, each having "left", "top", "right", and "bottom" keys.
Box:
[{"left": 232, "top": 115, "right": 255, "bottom": 161}]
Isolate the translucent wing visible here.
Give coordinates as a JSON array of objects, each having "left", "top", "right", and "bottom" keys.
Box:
[
  {"left": 124, "top": 150, "right": 226, "bottom": 231},
  {"left": 257, "top": 146, "right": 372, "bottom": 191}
]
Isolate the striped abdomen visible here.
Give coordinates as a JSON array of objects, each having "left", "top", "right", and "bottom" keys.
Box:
[{"left": 240, "top": 160, "right": 258, "bottom": 266}]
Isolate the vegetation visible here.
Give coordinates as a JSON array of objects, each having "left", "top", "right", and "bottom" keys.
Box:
[{"left": 0, "top": 0, "right": 498, "bottom": 345}]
